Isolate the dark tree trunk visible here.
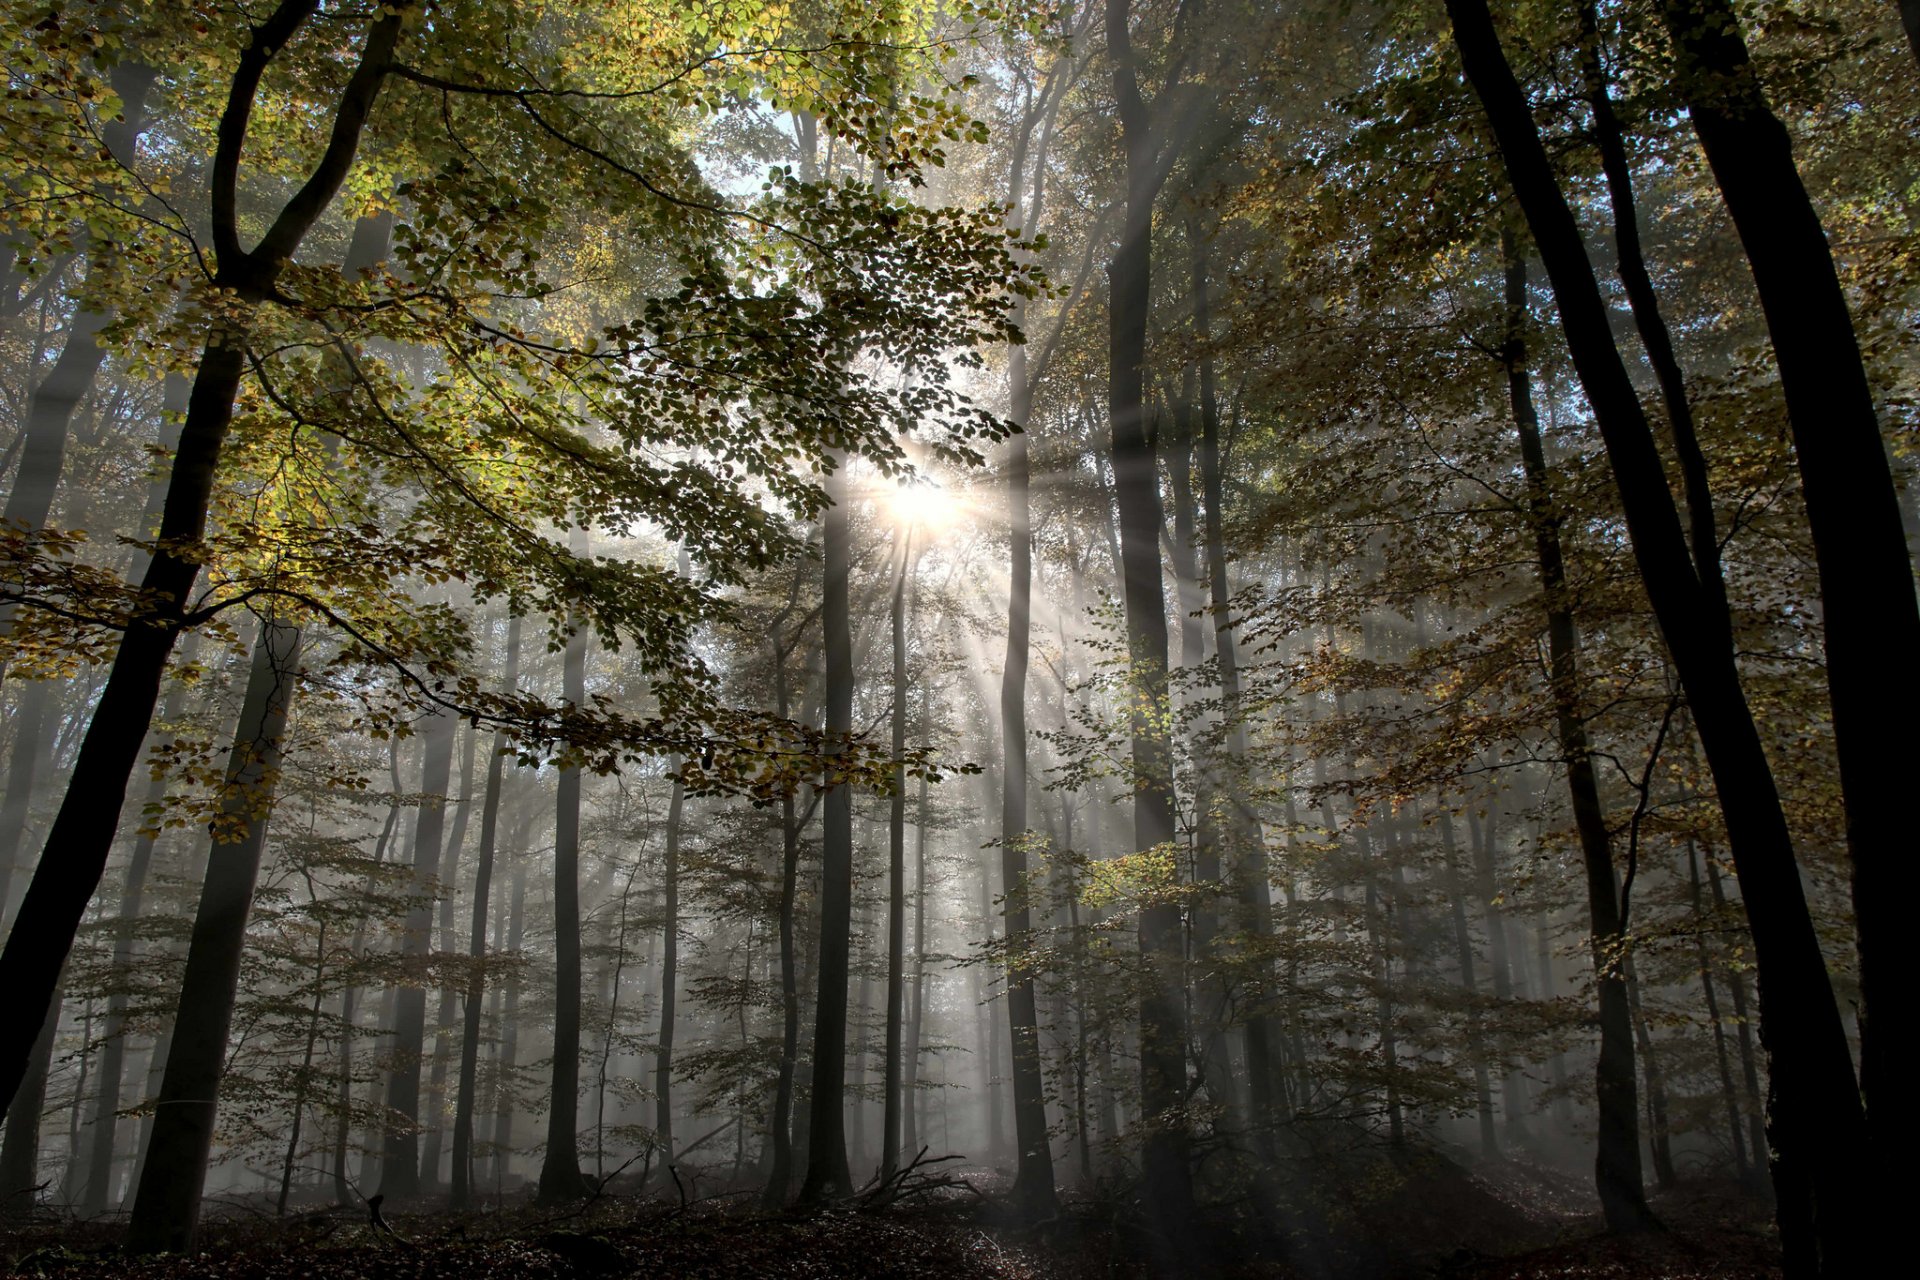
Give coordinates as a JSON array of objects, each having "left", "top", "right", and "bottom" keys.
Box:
[
  {"left": 1468, "top": 806, "right": 1528, "bottom": 1136},
  {"left": 127, "top": 618, "right": 304, "bottom": 1251},
  {"left": 882, "top": 531, "right": 910, "bottom": 1182},
  {"left": 538, "top": 583, "right": 591, "bottom": 1203},
  {"left": 1659, "top": 0, "right": 1913, "bottom": 1183},
  {"left": 902, "top": 692, "right": 931, "bottom": 1161},
  {"left": 999, "top": 332, "right": 1058, "bottom": 1215},
  {"left": 451, "top": 617, "right": 518, "bottom": 1208},
  {"left": 799, "top": 455, "right": 855, "bottom": 1204},
  {"left": 655, "top": 767, "right": 683, "bottom": 1168},
  {"left": 1499, "top": 234, "right": 1650, "bottom": 1232},
  {"left": 81, "top": 651, "right": 197, "bottom": 1214},
  {"left": 418, "top": 719, "right": 477, "bottom": 1188},
  {"left": 490, "top": 838, "right": 530, "bottom": 1190},
  {"left": 1446, "top": 3, "right": 1870, "bottom": 1267},
  {"left": 380, "top": 707, "right": 457, "bottom": 1201},
  {"left": 0, "top": 979, "right": 61, "bottom": 1220},
  {"left": 1706, "top": 848, "right": 1770, "bottom": 1177},
  {"left": 762, "top": 585, "right": 807, "bottom": 1208}
]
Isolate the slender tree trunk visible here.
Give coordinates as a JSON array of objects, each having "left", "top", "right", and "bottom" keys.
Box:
[
  {"left": 490, "top": 843, "right": 530, "bottom": 1191},
  {"left": 882, "top": 530, "right": 911, "bottom": 1182},
  {"left": 903, "top": 708, "right": 931, "bottom": 1162},
  {"left": 1188, "top": 215, "right": 1279, "bottom": 1148},
  {"left": 762, "top": 592, "right": 806, "bottom": 1207},
  {"left": 655, "top": 767, "right": 683, "bottom": 1169},
  {"left": 380, "top": 707, "right": 457, "bottom": 1201},
  {"left": 1500, "top": 236, "right": 1650, "bottom": 1231},
  {"left": 0, "top": 977, "right": 61, "bottom": 1220},
  {"left": 1468, "top": 805, "right": 1528, "bottom": 1138},
  {"left": 539, "top": 562, "right": 591, "bottom": 1203},
  {"left": 1706, "top": 847, "right": 1769, "bottom": 1178},
  {"left": 452, "top": 617, "right": 520, "bottom": 1208},
  {"left": 999, "top": 337, "right": 1058, "bottom": 1214},
  {"left": 1624, "top": 954, "right": 1677, "bottom": 1191},
  {"left": 798, "top": 453, "right": 856, "bottom": 1204},
  {"left": 418, "top": 720, "right": 477, "bottom": 1188},
  {"left": 127, "top": 618, "right": 305, "bottom": 1251}
]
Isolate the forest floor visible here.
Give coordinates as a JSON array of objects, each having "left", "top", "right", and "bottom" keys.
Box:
[{"left": 0, "top": 1152, "right": 1783, "bottom": 1278}]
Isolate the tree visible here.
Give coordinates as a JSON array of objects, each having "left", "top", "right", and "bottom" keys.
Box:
[{"left": 1443, "top": 0, "right": 1872, "bottom": 1268}]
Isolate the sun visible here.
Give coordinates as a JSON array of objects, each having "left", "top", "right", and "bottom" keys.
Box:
[{"left": 881, "top": 475, "right": 964, "bottom": 537}]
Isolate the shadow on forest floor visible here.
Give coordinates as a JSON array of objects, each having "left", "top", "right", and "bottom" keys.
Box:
[{"left": 0, "top": 1153, "right": 1782, "bottom": 1279}]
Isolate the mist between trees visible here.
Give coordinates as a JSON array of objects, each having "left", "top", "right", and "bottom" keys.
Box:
[{"left": 0, "top": 2, "right": 1912, "bottom": 1278}]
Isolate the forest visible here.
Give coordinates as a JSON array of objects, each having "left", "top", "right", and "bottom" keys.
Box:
[{"left": 0, "top": 0, "right": 1912, "bottom": 1276}]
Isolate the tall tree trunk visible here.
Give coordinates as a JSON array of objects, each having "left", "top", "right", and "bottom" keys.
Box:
[
  {"left": 798, "top": 451, "right": 856, "bottom": 1204},
  {"left": 380, "top": 706, "right": 457, "bottom": 1200},
  {"left": 0, "top": 0, "right": 407, "bottom": 1117},
  {"left": 490, "top": 837, "right": 530, "bottom": 1191},
  {"left": 882, "top": 530, "right": 911, "bottom": 1182},
  {"left": 418, "top": 720, "right": 477, "bottom": 1188},
  {"left": 1659, "top": 0, "right": 1912, "bottom": 1178},
  {"left": 127, "top": 618, "right": 304, "bottom": 1251},
  {"left": 452, "top": 617, "right": 520, "bottom": 1208},
  {"left": 1706, "top": 844, "right": 1769, "bottom": 1179},
  {"left": 1106, "top": 0, "right": 1193, "bottom": 1234},
  {"left": 999, "top": 327, "right": 1058, "bottom": 1215},
  {"left": 1447, "top": 3, "right": 1869, "bottom": 1266},
  {"left": 655, "top": 767, "right": 683, "bottom": 1170},
  {"left": 902, "top": 694, "right": 931, "bottom": 1162},
  {"left": 1500, "top": 236, "right": 1650, "bottom": 1231},
  {"left": 539, "top": 555, "right": 591, "bottom": 1203},
  {"left": 1468, "top": 805, "right": 1528, "bottom": 1137},
  {"left": 762, "top": 585, "right": 808, "bottom": 1208}
]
